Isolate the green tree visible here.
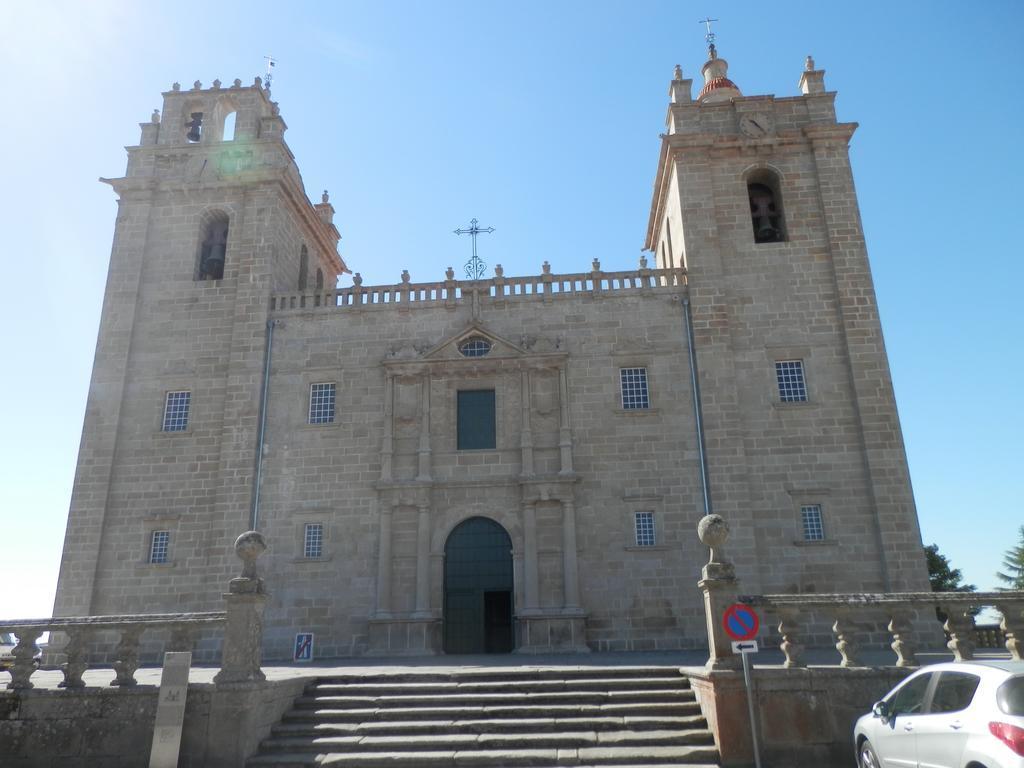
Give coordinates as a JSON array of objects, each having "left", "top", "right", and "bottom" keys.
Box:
[
  {"left": 925, "top": 544, "right": 977, "bottom": 594},
  {"left": 995, "top": 526, "right": 1024, "bottom": 591},
  {"left": 925, "top": 544, "right": 977, "bottom": 624}
]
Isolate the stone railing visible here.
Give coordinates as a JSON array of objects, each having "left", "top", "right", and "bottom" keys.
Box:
[
  {"left": 737, "top": 592, "right": 1023, "bottom": 668},
  {"left": 270, "top": 263, "right": 688, "bottom": 312},
  {"left": 694, "top": 513, "right": 1024, "bottom": 670},
  {"left": 0, "top": 612, "right": 225, "bottom": 690},
  {"left": 2, "top": 531, "right": 269, "bottom": 692}
]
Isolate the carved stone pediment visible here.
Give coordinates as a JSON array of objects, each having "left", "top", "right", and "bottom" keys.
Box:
[
  {"left": 421, "top": 323, "right": 526, "bottom": 361},
  {"left": 382, "top": 323, "right": 567, "bottom": 374}
]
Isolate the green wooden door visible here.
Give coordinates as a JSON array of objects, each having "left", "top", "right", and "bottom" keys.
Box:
[{"left": 443, "top": 517, "right": 514, "bottom": 653}]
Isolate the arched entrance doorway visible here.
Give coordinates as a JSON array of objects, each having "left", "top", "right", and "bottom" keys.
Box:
[{"left": 443, "top": 517, "right": 514, "bottom": 654}]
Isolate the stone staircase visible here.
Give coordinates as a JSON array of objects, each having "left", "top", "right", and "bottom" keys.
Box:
[{"left": 247, "top": 665, "right": 720, "bottom": 767}]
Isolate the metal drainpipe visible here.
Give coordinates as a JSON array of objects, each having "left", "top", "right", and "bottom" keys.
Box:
[
  {"left": 682, "top": 296, "right": 713, "bottom": 516},
  {"left": 250, "top": 318, "right": 276, "bottom": 531}
]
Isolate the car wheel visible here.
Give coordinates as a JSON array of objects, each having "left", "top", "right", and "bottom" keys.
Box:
[{"left": 858, "top": 740, "right": 881, "bottom": 768}]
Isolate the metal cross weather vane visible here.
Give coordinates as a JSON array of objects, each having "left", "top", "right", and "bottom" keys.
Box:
[
  {"left": 698, "top": 17, "right": 719, "bottom": 49},
  {"left": 264, "top": 55, "right": 277, "bottom": 91},
  {"left": 453, "top": 218, "right": 495, "bottom": 280}
]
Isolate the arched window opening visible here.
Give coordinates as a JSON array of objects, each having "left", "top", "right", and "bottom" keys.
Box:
[
  {"left": 196, "top": 212, "right": 229, "bottom": 280},
  {"left": 315, "top": 268, "right": 324, "bottom": 290},
  {"left": 222, "top": 111, "right": 236, "bottom": 141},
  {"left": 747, "top": 171, "right": 786, "bottom": 243},
  {"left": 298, "top": 246, "right": 309, "bottom": 291}
]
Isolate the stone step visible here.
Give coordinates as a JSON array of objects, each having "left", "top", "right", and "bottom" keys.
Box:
[
  {"left": 294, "top": 689, "right": 697, "bottom": 709},
  {"left": 310, "top": 667, "right": 682, "bottom": 685},
  {"left": 259, "top": 728, "right": 714, "bottom": 753},
  {"left": 307, "top": 676, "right": 689, "bottom": 696},
  {"left": 281, "top": 700, "right": 704, "bottom": 722},
  {"left": 271, "top": 714, "right": 709, "bottom": 737},
  {"left": 247, "top": 744, "right": 720, "bottom": 766}
]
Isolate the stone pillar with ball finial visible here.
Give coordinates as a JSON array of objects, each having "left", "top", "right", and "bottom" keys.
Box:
[
  {"left": 697, "top": 514, "right": 742, "bottom": 670},
  {"left": 214, "top": 531, "right": 269, "bottom": 685}
]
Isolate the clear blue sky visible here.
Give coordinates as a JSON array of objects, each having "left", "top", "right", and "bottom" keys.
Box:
[{"left": 1, "top": 1, "right": 1021, "bottom": 620}]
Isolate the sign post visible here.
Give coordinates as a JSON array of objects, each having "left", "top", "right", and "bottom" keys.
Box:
[
  {"left": 723, "top": 604, "right": 762, "bottom": 768},
  {"left": 148, "top": 651, "right": 191, "bottom": 768}
]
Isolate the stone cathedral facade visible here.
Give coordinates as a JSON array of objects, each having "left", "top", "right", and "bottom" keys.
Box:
[{"left": 54, "top": 47, "right": 929, "bottom": 659}]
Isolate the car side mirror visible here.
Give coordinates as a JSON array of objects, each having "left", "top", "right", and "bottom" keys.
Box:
[{"left": 872, "top": 701, "right": 890, "bottom": 721}]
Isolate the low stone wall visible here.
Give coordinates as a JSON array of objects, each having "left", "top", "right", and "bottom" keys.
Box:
[
  {"left": 689, "top": 666, "right": 912, "bottom": 768},
  {"left": 0, "top": 677, "right": 307, "bottom": 767}
]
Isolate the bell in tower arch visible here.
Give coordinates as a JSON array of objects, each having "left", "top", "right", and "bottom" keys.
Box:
[
  {"left": 748, "top": 183, "right": 782, "bottom": 243},
  {"left": 198, "top": 218, "right": 228, "bottom": 280},
  {"left": 186, "top": 112, "right": 204, "bottom": 143}
]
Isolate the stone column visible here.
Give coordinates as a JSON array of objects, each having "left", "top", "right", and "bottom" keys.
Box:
[
  {"left": 558, "top": 367, "right": 574, "bottom": 475},
  {"left": 413, "top": 505, "right": 431, "bottom": 616},
  {"left": 380, "top": 373, "right": 394, "bottom": 481},
  {"left": 215, "top": 532, "right": 268, "bottom": 685},
  {"left": 561, "top": 500, "right": 580, "bottom": 609},
  {"left": 417, "top": 376, "right": 432, "bottom": 481},
  {"left": 522, "top": 502, "right": 539, "bottom": 609},
  {"left": 520, "top": 370, "right": 534, "bottom": 476},
  {"left": 375, "top": 501, "right": 394, "bottom": 616},
  {"left": 696, "top": 515, "right": 741, "bottom": 670}
]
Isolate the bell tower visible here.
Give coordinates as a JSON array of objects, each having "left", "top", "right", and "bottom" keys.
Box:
[
  {"left": 53, "top": 78, "right": 346, "bottom": 619},
  {"left": 645, "top": 45, "right": 928, "bottom": 593}
]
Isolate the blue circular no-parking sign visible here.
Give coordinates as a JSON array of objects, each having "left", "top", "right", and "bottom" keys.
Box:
[{"left": 723, "top": 603, "right": 760, "bottom": 641}]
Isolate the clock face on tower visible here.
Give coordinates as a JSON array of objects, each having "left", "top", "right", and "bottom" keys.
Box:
[{"left": 739, "top": 113, "right": 774, "bottom": 138}]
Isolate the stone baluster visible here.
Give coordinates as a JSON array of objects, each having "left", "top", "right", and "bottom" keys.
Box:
[
  {"left": 111, "top": 625, "right": 144, "bottom": 686},
  {"left": 168, "top": 622, "right": 197, "bottom": 653},
  {"left": 6, "top": 628, "right": 42, "bottom": 690},
  {"left": 776, "top": 606, "right": 804, "bottom": 668},
  {"left": 832, "top": 608, "right": 860, "bottom": 667},
  {"left": 996, "top": 602, "right": 1023, "bottom": 661},
  {"left": 215, "top": 531, "right": 268, "bottom": 685},
  {"left": 696, "top": 515, "right": 741, "bottom": 670},
  {"left": 888, "top": 609, "right": 917, "bottom": 667},
  {"left": 942, "top": 605, "right": 976, "bottom": 662},
  {"left": 59, "top": 627, "right": 91, "bottom": 688}
]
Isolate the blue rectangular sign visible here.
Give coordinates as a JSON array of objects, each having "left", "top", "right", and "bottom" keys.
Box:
[{"left": 294, "top": 632, "right": 314, "bottom": 662}]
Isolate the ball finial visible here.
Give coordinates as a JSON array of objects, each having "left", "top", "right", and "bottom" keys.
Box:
[
  {"left": 233, "top": 530, "right": 267, "bottom": 580},
  {"left": 697, "top": 514, "right": 730, "bottom": 564}
]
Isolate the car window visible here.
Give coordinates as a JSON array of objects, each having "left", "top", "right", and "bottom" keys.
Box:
[
  {"left": 889, "top": 672, "right": 934, "bottom": 716},
  {"left": 0, "top": 633, "right": 15, "bottom": 645},
  {"left": 997, "top": 676, "right": 1024, "bottom": 716},
  {"left": 929, "top": 672, "right": 981, "bottom": 714}
]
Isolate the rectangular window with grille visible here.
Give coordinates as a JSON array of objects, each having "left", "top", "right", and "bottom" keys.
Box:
[
  {"left": 149, "top": 530, "right": 170, "bottom": 564},
  {"left": 304, "top": 523, "right": 324, "bottom": 559},
  {"left": 801, "top": 505, "right": 825, "bottom": 541},
  {"left": 308, "top": 382, "right": 336, "bottom": 424},
  {"left": 620, "top": 367, "right": 650, "bottom": 410},
  {"left": 162, "top": 391, "right": 191, "bottom": 432},
  {"left": 457, "top": 389, "right": 496, "bottom": 450},
  {"left": 634, "top": 511, "right": 656, "bottom": 547},
  {"left": 775, "top": 360, "right": 808, "bottom": 402}
]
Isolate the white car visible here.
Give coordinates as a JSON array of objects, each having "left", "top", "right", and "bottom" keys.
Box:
[
  {"left": 854, "top": 660, "right": 1024, "bottom": 768},
  {"left": 0, "top": 632, "right": 14, "bottom": 669}
]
